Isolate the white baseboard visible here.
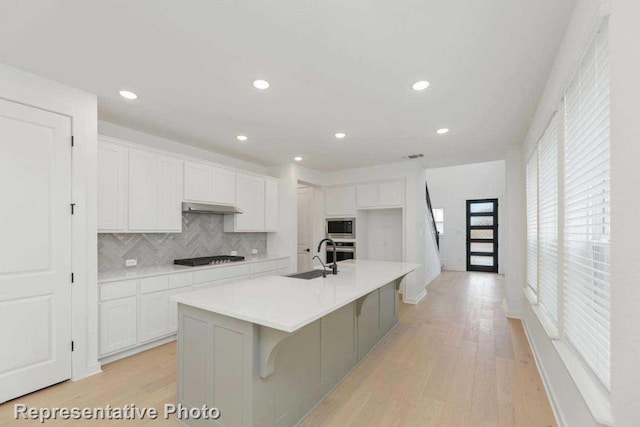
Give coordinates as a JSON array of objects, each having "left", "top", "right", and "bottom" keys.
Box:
[
  {"left": 99, "top": 334, "right": 177, "bottom": 365},
  {"left": 503, "top": 298, "right": 522, "bottom": 319},
  {"left": 522, "top": 319, "right": 565, "bottom": 427},
  {"left": 404, "top": 289, "right": 427, "bottom": 305}
]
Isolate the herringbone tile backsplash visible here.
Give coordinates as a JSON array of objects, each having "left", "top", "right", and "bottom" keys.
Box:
[{"left": 98, "top": 213, "right": 267, "bottom": 272}]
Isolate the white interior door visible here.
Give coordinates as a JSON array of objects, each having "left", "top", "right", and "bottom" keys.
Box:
[
  {"left": 297, "top": 187, "right": 313, "bottom": 272},
  {"left": 0, "top": 99, "right": 73, "bottom": 403}
]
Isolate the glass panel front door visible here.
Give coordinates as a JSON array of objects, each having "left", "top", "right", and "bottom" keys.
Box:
[{"left": 467, "top": 199, "right": 498, "bottom": 273}]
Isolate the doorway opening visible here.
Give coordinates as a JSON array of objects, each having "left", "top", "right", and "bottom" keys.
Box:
[{"left": 466, "top": 199, "right": 498, "bottom": 273}]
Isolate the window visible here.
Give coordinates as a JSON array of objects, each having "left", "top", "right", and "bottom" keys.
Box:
[
  {"left": 432, "top": 208, "right": 444, "bottom": 235},
  {"left": 563, "top": 18, "right": 610, "bottom": 390},
  {"left": 526, "top": 150, "right": 538, "bottom": 295},
  {"left": 538, "top": 113, "right": 559, "bottom": 327}
]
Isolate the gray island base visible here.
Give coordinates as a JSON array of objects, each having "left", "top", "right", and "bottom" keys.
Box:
[{"left": 172, "top": 260, "right": 418, "bottom": 427}]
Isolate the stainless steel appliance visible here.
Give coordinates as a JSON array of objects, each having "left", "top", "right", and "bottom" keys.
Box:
[
  {"left": 326, "top": 217, "right": 356, "bottom": 239},
  {"left": 326, "top": 241, "right": 356, "bottom": 264}
]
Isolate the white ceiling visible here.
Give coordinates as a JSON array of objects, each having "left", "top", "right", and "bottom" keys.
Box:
[{"left": 0, "top": 0, "right": 575, "bottom": 171}]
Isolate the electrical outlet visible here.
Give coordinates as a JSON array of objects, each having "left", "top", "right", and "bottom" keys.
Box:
[
  {"left": 125, "top": 259, "right": 137, "bottom": 267},
  {"left": 252, "top": 249, "right": 258, "bottom": 255},
  {"left": 230, "top": 250, "right": 238, "bottom": 256}
]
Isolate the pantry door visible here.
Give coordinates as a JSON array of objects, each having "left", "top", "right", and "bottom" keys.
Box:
[
  {"left": 0, "top": 98, "right": 73, "bottom": 403},
  {"left": 466, "top": 199, "right": 499, "bottom": 273}
]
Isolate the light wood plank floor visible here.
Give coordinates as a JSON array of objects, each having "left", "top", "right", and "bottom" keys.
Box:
[{"left": 0, "top": 271, "right": 555, "bottom": 426}]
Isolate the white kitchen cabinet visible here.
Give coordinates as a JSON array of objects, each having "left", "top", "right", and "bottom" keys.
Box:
[
  {"left": 378, "top": 180, "right": 403, "bottom": 207},
  {"left": 212, "top": 167, "right": 236, "bottom": 205},
  {"left": 184, "top": 161, "right": 236, "bottom": 206},
  {"left": 168, "top": 286, "right": 195, "bottom": 333},
  {"left": 265, "top": 179, "right": 279, "bottom": 231},
  {"left": 139, "top": 291, "right": 171, "bottom": 343},
  {"left": 325, "top": 186, "right": 356, "bottom": 217},
  {"left": 100, "top": 296, "right": 137, "bottom": 355},
  {"left": 224, "top": 173, "right": 265, "bottom": 232},
  {"left": 183, "top": 161, "right": 213, "bottom": 202},
  {"left": 356, "top": 184, "right": 378, "bottom": 208},
  {"left": 355, "top": 180, "right": 404, "bottom": 210},
  {"left": 128, "top": 149, "right": 182, "bottom": 232},
  {"left": 98, "top": 140, "right": 128, "bottom": 232}
]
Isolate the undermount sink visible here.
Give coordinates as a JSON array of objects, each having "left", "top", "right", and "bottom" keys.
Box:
[{"left": 285, "top": 270, "right": 327, "bottom": 280}]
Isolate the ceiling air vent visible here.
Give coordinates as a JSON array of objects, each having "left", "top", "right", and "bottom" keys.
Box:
[{"left": 404, "top": 153, "right": 424, "bottom": 160}]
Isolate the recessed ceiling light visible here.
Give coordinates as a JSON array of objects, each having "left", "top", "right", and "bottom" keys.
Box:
[
  {"left": 411, "top": 80, "right": 430, "bottom": 91},
  {"left": 119, "top": 90, "right": 138, "bottom": 100},
  {"left": 236, "top": 135, "right": 248, "bottom": 141},
  {"left": 334, "top": 132, "right": 346, "bottom": 139},
  {"left": 436, "top": 128, "right": 450, "bottom": 135},
  {"left": 294, "top": 156, "right": 303, "bottom": 162},
  {"left": 253, "top": 79, "right": 270, "bottom": 90}
]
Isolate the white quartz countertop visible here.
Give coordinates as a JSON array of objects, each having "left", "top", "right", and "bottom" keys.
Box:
[
  {"left": 98, "top": 254, "right": 289, "bottom": 284},
  {"left": 172, "top": 259, "right": 419, "bottom": 333}
]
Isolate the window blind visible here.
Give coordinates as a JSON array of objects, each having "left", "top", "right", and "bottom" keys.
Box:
[
  {"left": 563, "top": 18, "right": 610, "bottom": 390},
  {"left": 526, "top": 149, "right": 538, "bottom": 294},
  {"left": 538, "top": 114, "right": 559, "bottom": 326}
]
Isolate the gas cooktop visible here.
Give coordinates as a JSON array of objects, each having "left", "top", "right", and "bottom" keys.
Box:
[{"left": 174, "top": 255, "right": 245, "bottom": 267}]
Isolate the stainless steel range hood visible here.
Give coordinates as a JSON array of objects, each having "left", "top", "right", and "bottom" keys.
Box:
[{"left": 182, "top": 202, "right": 242, "bottom": 215}]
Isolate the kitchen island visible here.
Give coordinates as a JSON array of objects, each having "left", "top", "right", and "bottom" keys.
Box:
[{"left": 171, "top": 259, "right": 419, "bottom": 427}]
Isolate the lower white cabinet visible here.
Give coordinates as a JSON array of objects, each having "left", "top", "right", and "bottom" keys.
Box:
[
  {"left": 139, "top": 291, "right": 171, "bottom": 343},
  {"left": 99, "top": 296, "right": 137, "bottom": 356},
  {"left": 99, "top": 257, "right": 289, "bottom": 360}
]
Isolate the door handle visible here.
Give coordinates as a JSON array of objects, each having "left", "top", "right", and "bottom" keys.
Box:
[{"left": 305, "top": 248, "right": 310, "bottom": 252}]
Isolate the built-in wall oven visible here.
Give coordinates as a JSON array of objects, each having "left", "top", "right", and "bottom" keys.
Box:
[
  {"left": 326, "top": 241, "right": 356, "bottom": 264},
  {"left": 326, "top": 218, "right": 356, "bottom": 239}
]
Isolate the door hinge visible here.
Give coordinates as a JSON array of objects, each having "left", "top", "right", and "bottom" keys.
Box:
[
  {"left": 71, "top": 272, "right": 74, "bottom": 283},
  {"left": 71, "top": 203, "right": 76, "bottom": 215},
  {"left": 71, "top": 341, "right": 75, "bottom": 352},
  {"left": 71, "top": 136, "right": 74, "bottom": 147}
]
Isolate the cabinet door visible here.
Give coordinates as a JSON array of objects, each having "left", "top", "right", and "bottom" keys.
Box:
[
  {"left": 378, "top": 180, "right": 403, "bottom": 207},
  {"left": 340, "top": 186, "right": 357, "bottom": 215},
  {"left": 97, "top": 141, "right": 127, "bottom": 231},
  {"left": 167, "top": 286, "right": 194, "bottom": 333},
  {"left": 325, "top": 187, "right": 342, "bottom": 216},
  {"left": 265, "top": 179, "right": 279, "bottom": 231},
  {"left": 128, "top": 149, "right": 158, "bottom": 230},
  {"left": 157, "top": 155, "right": 182, "bottom": 231},
  {"left": 139, "top": 291, "right": 170, "bottom": 343},
  {"left": 356, "top": 184, "right": 378, "bottom": 208},
  {"left": 356, "top": 290, "right": 380, "bottom": 361},
  {"left": 183, "top": 161, "right": 213, "bottom": 202},
  {"left": 100, "top": 296, "right": 137, "bottom": 356},
  {"left": 212, "top": 167, "right": 236, "bottom": 205},
  {"left": 235, "top": 174, "right": 265, "bottom": 231}
]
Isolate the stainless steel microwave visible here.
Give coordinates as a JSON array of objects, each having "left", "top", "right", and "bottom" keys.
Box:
[{"left": 326, "top": 218, "right": 355, "bottom": 239}]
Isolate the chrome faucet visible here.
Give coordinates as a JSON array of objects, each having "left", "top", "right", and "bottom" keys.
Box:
[
  {"left": 317, "top": 238, "right": 338, "bottom": 275},
  {"left": 312, "top": 255, "right": 329, "bottom": 278}
]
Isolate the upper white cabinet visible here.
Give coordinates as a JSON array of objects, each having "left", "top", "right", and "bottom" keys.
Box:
[
  {"left": 325, "top": 186, "right": 356, "bottom": 217},
  {"left": 128, "top": 149, "right": 182, "bottom": 232},
  {"left": 98, "top": 137, "right": 278, "bottom": 234},
  {"left": 183, "top": 161, "right": 236, "bottom": 205},
  {"left": 183, "top": 161, "right": 213, "bottom": 202},
  {"left": 265, "top": 179, "right": 279, "bottom": 231},
  {"left": 98, "top": 140, "right": 127, "bottom": 231},
  {"left": 225, "top": 174, "right": 265, "bottom": 232},
  {"left": 356, "top": 180, "right": 403, "bottom": 209}
]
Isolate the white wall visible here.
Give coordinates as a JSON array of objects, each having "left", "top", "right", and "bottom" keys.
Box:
[
  {"left": 424, "top": 160, "right": 506, "bottom": 274},
  {"left": 358, "top": 209, "right": 403, "bottom": 262},
  {"left": 0, "top": 63, "right": 100, "bottom": 379},
  {"left": 504, "top": 145, "right": 525, "bottom": 318},
  {"left": 610, "top": 0, "right": 640, "bottom": 424}
]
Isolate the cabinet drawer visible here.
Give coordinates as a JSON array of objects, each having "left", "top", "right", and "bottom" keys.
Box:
[
  {"left": 169, "top": 272, "right": 192, "bottom": 289},
  {"left": 140, "top": 276, "right": 169, "bottom": 294},
  {"left": 250, "top": 260, "right": 277, "bottom": 275},
  {"left": 192, "top": 264, "right": 251, "bottom": 284},
  {"left": 100, "top": 280, "right": 138, "bottom": 301}
]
